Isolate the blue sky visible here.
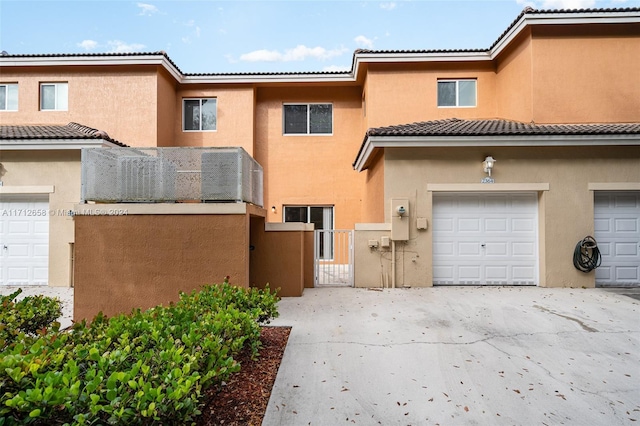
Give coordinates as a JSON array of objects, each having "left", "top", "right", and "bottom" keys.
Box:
[{"left": 1, "top": 0, "right": 638, "bottom": 74}]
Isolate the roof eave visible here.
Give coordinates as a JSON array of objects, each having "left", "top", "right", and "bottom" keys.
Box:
[
  {"left": 0, "top": 54, "right": 183, "bottom": 83},
  {"left": 0, "top": 138, "right": 116, "bottom": 150},
  {"left": 490, "top": 9, "right": 640, "bottom": 59},
  {"left": 353, "top": 133, "right": 640, "bottom": 172}
]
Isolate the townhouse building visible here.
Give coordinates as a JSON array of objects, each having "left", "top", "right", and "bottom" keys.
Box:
[{"left": 1, "top": 7, "right": 639, "bottom": 297}]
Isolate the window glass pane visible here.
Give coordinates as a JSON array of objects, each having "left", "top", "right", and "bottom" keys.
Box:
[
  {"left": 284, "top": 206, "right": 307, "bottom": 223},
  {"left": 41, "top": 85, "right": 56, "bottom": 110},
  {"left": 7, "top": 84, "right": 18, "bottom": 110},
  {"left": 437, "top": 82, "right": 456, "bottom": 107},
  {"left": 201, "top": 98, "right": 217, "bottom": 130},
  {"left": 0, "top": 86, "right": 6, "bottom": 110},
  {"left": 183, "top": 100, "right": 200, "bottom": 130},
  {"left": 458, "top": 80, "right": 476, "bottom": 107},
  {"left": 309, "top": 207, "right": 325, "bottom": 230},
  {"left": 56, "top": 83, "right": 68, "bottom": 110},
  {"left": 284, "top": 105, "right": 308, "bottom": 134},
  {"left": 309, "top": 104, "right": 332, "bottom": 134}
]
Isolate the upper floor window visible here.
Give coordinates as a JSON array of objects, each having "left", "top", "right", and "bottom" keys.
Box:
[
  {"left": 183, "top": 98, "right": 217, "bottom": 131},
  {"left": 0, "top": 84, "right": 18, "bottom": 111},
  {"left": 283, "top": 103, "right": 332, "bottom": 135},
  {"left": 40, "top": 83, "right": 68, "bottom": 111},
  {"left": 437, "top": 79, "right": 476, "bottom": 107}
]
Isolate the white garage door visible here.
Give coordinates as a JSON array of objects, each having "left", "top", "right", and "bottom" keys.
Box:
[
  {"left": 0, "top": 195, "right": 49, "bottom": 286},
  {"left": 433, "top": 192, "right": 538, "bottom": 285},
  {"left": 594, "top": 191, "right": 640, "bottom": 287}
]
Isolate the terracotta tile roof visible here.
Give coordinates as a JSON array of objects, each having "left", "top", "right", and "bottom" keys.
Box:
[
  {"left": 0, "top": 122, "right": 128, "bottom": 146},
  {"left": 366, "top": 118, "right": 640, "bottom": 137},
  {"left": 354, "top": 118, "right": 640, "bottom": 170}
]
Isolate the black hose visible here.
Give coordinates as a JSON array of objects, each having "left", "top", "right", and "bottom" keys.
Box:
[{"left": 573, "top": 236, "right": 601, "bottom": 273}]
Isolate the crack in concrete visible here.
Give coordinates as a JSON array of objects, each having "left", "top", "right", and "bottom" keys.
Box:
[{"left": 533, "top": 305, "right": 599, "bottom": 332}]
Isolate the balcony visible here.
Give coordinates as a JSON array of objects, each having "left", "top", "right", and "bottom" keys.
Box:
[{"left": 81, "top": 147, "right": 263, "bottom": 206}]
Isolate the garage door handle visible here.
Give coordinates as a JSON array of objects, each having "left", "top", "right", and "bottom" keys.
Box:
[{"left": 481, "top": 243, "right": 486, "bottom": 248}]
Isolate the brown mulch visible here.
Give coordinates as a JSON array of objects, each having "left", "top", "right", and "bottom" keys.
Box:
[{"left": 197, "top": 326, "right": 291, "bottom": 426}]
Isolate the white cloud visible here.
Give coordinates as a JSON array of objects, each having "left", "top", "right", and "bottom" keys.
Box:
[
  {"left": 240, "top": 45, "right": 348, "bottom": 63},
  {"left": 107, "top": 40, "right": 146, "bottom": 53},
  {"left": 137, "top": 3, "right": 158, "bottom": 16},
  {"left": 380, "top": 2, "right": 397, "bottom": 11},
  {"left": 354, "top": 35, "right": 374, "bottom": 49},
  {"left": 322, "top": 65, "right": 351, "bottom": 72},
  {"left": 517, "top": 0, "right": 597, "bottom": 8},
  {"left": 77, "top": 40, "right": 98, "bottom": 51}
]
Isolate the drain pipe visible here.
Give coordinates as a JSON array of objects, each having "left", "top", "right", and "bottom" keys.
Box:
[{"left": 391, "top": 240, "right": 396, "bottom": 288}]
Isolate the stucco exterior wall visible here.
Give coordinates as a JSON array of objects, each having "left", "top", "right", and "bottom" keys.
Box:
[
  {"left": 495, "top": 29, "right": 534, "bottom": 122},
  {"left": 156, "top": 68, "right": 178, "bottom": 147},
  {"left": 0, "top": 150, "right": 80, "bottom": 287},
  {"left": 73, "top": 213, "right": 251, "bottom": 320},
  {"left": 354, "top": 145, "right": 640, "bottom": 288},
  {"left": 249, "top": 219, "right": 313, "bottom": 296},
  {"left": 360, "top": 151, "right": 385, "bottom": 223},
  {"left": 0, "top": 66, "right": 160, "bottom": 146},
  {"left": 255, "top": 86, "right": 365, "bottom": 229},
  {"left": 363, "top": 62, "right": 498, "bottom": 128},
  {"left": 173, "top": 86, "right": 256, "bottom": 155},
  {"left": 530, "top": 24, "right": 640, "bottom": 123}
]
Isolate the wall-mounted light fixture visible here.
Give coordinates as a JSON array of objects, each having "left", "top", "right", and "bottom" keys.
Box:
[
  {"left": 271, "top": 206, "right": 276, "bottom": 213},
  {"left": 481, "top": 156, "right": 496, "bottom": 183}
]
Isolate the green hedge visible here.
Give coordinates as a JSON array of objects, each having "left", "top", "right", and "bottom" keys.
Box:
[{"left": 0, "top": 280, "right": 279, "bottom": 425}]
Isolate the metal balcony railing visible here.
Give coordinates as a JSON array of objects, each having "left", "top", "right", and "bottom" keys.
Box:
[{"left": 81, "top": 147, "right": 263, "bottom": 206}]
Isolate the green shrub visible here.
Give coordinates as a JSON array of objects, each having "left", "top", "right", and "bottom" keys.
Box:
[
  {"left": 0, "top": 281, "right": 280, "bottom": 425},
  {"left": 0, "top": 289, "right": 62, "bottom": 349}
]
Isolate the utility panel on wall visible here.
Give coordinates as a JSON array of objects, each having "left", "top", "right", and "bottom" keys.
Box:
[{"left": 391, "top": 198, "right": 409, "bottom": 241}]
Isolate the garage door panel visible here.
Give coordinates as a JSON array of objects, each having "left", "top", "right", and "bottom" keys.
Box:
[
  {"left": 459, "top": 218, "right": 481, "bottom": 232},
  {"left": 594, "top": 192, "right": 640, "bottom": 287},
  {"left": 485, "top": 218, "right": 508, "bottom": 232},
  {"left": 433, "top": 192, "right": 538, "bottom": 286},
  {"left": 458, "top": 242, "right": 481, "bottom": 256}
]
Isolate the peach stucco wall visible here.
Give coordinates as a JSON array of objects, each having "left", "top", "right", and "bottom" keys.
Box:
[
  {"left": 495, "top": 29, "right": 534, "bottom": 122},
  {"left": 74, "top": 214, "right": 250, "bottom": 320},
  {"left": 0, "top": 150, "right": 80, "bottom": 287},
  {"left": 156, "top": 68, "right": 177, "bottom": 147},
  {"left": 173, "top": 86, "right": 256, "bottom": 155},
  {"left": 0, "top": 66, "right": 160, "bottom": 146},
  {"left": 530, "top": 24, "right": 640, "bottom": 123},
  {"left": 363, "top": 62, "right": 498, "bottom": 128},
  {"left": 255, "top": 86, "right": 365, "bottom": 229},
  {"left": 249, "top": 218, "right": 313, "bottom": 296}
]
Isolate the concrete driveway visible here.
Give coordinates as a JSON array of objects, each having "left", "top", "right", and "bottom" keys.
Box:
[{"left": 263, "top": 287, "right": 640, "bottom": 426}]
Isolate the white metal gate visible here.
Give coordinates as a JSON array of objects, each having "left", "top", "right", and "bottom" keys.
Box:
[{"left": 314, "top": 229, "right": 354, "bottom": 287}]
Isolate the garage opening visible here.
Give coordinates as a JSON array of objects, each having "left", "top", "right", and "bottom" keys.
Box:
[{"left": 432, "top": 192, "right": 538, "bottom": 285}]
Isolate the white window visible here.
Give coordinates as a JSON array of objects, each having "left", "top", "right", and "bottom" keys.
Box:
[
  {"left": 40, "top": 83, "right": 68, "bottom": 111},
  {"left": 283, "top": 103, "right": 332, "bottom": 135},
  {"left": 0, "top": 84, "right": 18, "bottom": 111},
  {"left": 437, "top": 79, "right": 476, "bottom": 107},
  {"left": 183, "top": 98, "right": 217, "bottom": 131}
]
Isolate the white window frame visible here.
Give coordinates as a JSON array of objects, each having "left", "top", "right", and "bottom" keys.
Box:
[
  {"left": 283, "top": 103, "right": 333, "bottom": 135},
  {"left": 437, "top": 79, "right": 477, "bottom": 108},
  {"left": 0, "top": 83, "right": 18, "bottom": 111},
  {"left": 40, "top": 82, "right": 68, "bottom": 111},
  {"left": 182, "top": 98, "right": 217, "bottom": 132}
]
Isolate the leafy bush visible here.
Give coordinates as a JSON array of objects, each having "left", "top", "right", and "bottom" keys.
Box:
[
  {"left": 0, "top": 289, "right": 62, "bottom": 349},
  {"left": 0, "top": 281, "right": 280, "bottom": 425}
]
